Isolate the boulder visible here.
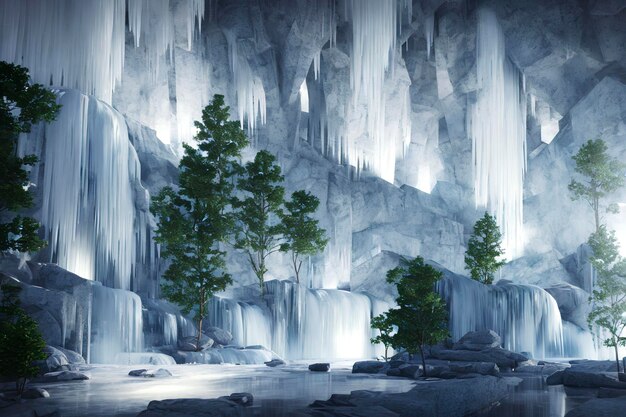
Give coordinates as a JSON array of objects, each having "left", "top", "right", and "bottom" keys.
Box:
[
  {"left": 453, "top": 330, "right": 502, "bottom": 351},
  {"left": 264, "top": 359, "right": 285, "bottom": 367},
  {"left": 561, "top": 369, "right": 626, "bottom": 389},
  {"left": 129, "top": 369, "right": 148, "bottom": 377},
  {"left": 53, "top": 346, "right": 85, "bottom": 365},
  {"left": 398, "top": 364, "right": 421, "bottom": 378},
  {"left": 598, "top": 387, "right": 626, "bottom": 398},
  {"left": 34, "top": 346, "right": 70, "bottom": 373},
  {"left": 41, "top": 371, "right": 89, "bottom": 382},
  {"left": 21, "top": 387, "right": 50, "bottom": 399},
  {"left": 352, "top": 360, "right": 387, "bottom": 374},
  {"left": 203, "top": 327, "right": 233, "bottom": 346},
  {"left": 431, "top": 347, "right": 527, "bottom": 369},
  {"left": 137, "top": 398, "right": 253, "bottom": 417},
  {"left": 565, "top": 397, "right": 626, "bottom": 417},
  {"left": 308, "top": 363, "right": 330, "bottom": 372},
  {"left": 546, "top": 370, "right": 565, "bottom": 385},
  {"left": 143, "top": 369, "right": 172, "bottom": 378},
  {"left": 448, "top": 362, "right": 500, "bottom": 376},
  {"left": 177, "top": 335, "right": 214, "bottom": 352},
  {"left": 219, "top": 392, "right": 253, "bottom": 406}
]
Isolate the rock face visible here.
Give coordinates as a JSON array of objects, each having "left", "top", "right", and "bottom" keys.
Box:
[
  {"left": 565, "top": 397, "right": 626, "bottom": 417},
  {"left": 203, "top": 327, "right": 233, "bottom": 347},
  {"left": 453, "top": 330, "right": 502, "bottom": 351},
  {"left": 352, "top": 361, "right": 387, "bottom": 374},
  {"left": 136, "top": 397, "right": 254, "bottom": 417},
  {"left": 177, "top": 335, "right": 214, "bottom": 352}
]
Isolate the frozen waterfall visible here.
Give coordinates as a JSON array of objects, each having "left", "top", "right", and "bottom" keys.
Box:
[
  {"left": 437, "top": 270, "right": 565, "bottom": 358},
  {"left": 21, "top": 89, "right": 157, "bottom": 292},
  {"left": 207, "top": 280, "right": 381, "bottom": 360},
  {"left": 90, "top": 286, "right": 143, "bottom": 364},
  {"left": 468, "top": 8, "right": 527, "bottom": 259}
]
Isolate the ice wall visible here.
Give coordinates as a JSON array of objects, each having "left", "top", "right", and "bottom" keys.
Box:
[
  {"left": 26, "top": 89, "right": 157, "bottom": 292},
  {"left": 468, "top": 8, "right": 527, "bottom": 259},
  {"left": 437, "top": 270, "right": 565, "bottom": 358},
  {"left": 207, "top": 280, "right": 380, "bottom": 360}
]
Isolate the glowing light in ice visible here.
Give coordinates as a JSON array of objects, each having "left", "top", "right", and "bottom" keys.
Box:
[
  {"left": 300, "top": 80, "right": 310, "bottom": 113},
  {"left": 424, "top": 14, "right": 435, "bottom": 59},
  {"left": 468, "top": 8, "right": 527, "bottom": 259}
]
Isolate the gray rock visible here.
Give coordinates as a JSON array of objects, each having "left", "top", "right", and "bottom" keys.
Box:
[
  {"left": 561, "top": 369, "right": 626, "bottom": 389},
  {"left": 129, "top": 369, "right": 148, "bottom": 377},
  {"left": 219, "top": 392, "right": 253, "bottom": 406},
  {"left": 177, "top": 335, "right": 214, "bottom": 352},
  {"left": 449, "top": 362, "right": 500, "bottom": 376},
  {"left": 41, "top": 371, "right": 89, "bottom": 382},
  {"left": 453, "top": 330, "right": 502, "bottom": 351},
  {"left": 143, "top": 369, "right": 172, "bottom": 378},
  {"left": 203, "top": 327, "right": 233, "bottom": 346},
  {"left": 35, "top": 346, "right": 70, "bottom": 373},
  {"left": 398, "top": 364, "right": 421, "bottom": 378},
  {"left": 352, "top": 360, "right": 387, "bottom": 374},
  {"left": 136, "top": 398, "right": 253, "bottom": 417},
  {"left": 53, "top": 346, "right": 85, "bottom": 365},
  {"left": 308, "top": 363, "right": 330, "bottom": 372},
  {"left": 598, "top": 387, "right": 626, "bottom": 398},
  {"left": 264, "top": 359, "right": 285, "bottom": 367},
  {"left": 431, "top": 347, "right": 527, "bottom": 369},
  {"left": 565, "top": 397, "right": 626, "bottom": 417},
  {"left": 546, "top": 370, "right": 565, "bottom": 385},
  {"left": 21, "top": 387, "right": 51, "bottom": 399}
]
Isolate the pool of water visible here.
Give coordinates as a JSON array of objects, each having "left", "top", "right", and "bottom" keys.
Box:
[{"left": 26, "top": 362, "right": 416, "bottom": 416}]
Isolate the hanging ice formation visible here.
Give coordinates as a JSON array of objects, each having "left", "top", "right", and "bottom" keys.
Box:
[
  {"left": 23, "top": 89, "right": 157, "bottom": 292},
  {"left": 224, "top": 31, "right": 267, "bottom": 134},
  {"left": 207, "top": 281, "right": 383, "bottom": 360},
  {"left": 90, "top": 285, "right": 144, "bottom": 364},
  {"left": 0, "top": 0, "right": 204, "bottom": 103},
  {"left": 437, "top": 271, "right": 565, "bottom": 358},
  {"left": 424, "top": 14, "right": 435, "bottom": 59},
  {"left": 468, "top": 8, "right": 527, "bottom": 259}
]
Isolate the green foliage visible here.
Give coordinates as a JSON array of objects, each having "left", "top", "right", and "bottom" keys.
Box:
[
  {"left": 0, "top": 283, "right": 47, "bottom": 395},
  {"left": 235, "top": 150, "right": 285, "bottom": 294},
  {"left": 0, "top": 61, "right": 60, "bottom": 253},
  {"left": 279, "top": 190, "right": 328, "bottom": 283},
  {"left": 464, "top": 212, "right": 505, "bottom": 285},
  {"left": 370, "top": 312, "right": 394, "bottom": 362},
  {"left": 568, "top": 139, "right": 626, "bottom": 232},
  {"left": 586, "top": 226, "right": 626, "bottom": 372},
  {"left": 385, "top": 257, "right": 448, "bottom": 376},
  {"left": 151, "top": 95, "right": 247, "bottom": 348}
]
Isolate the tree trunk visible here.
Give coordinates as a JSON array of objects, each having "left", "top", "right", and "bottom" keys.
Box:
[
  {"left": 615, "top": 344, "right": 621, "bottom": 374},
  {"left": 196, "top": 316, "right": 203, "bottom": 352},
  {"left": 419, "top": 347, "right": 427, "bottom": 378},
  {"left": 594, "top": 197, "right": 600, "bottom": 233},
  {"left": 384, "top": 345, "right": 389, "bottom": 362}
]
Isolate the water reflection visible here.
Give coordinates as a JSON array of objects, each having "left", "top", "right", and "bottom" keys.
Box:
[{"left": 475, "top": 376, "right": 593, "bottom": 417}]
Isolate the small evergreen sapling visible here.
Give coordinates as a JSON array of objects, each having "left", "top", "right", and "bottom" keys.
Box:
[
  {"left": 279, "top": 190, "right": 328, "bottom": 283},
  {"left": 465, "top": 212, "right": 505, "bottom": 284}
]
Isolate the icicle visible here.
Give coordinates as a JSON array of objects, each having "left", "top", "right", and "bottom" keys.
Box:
[
  {"left": 468, "top": 8, "right": 527, "bottom": 259},
  {"left": 186, "top": 0, "right": 205, "bottom": 51},
  {"left": 313, "top": 50, "right": 321, "bottom": 80},
  {"left": 224, "top": 31, "right": 267, "bottom": 134},
  {"left": 424, "top": 14, "right": 435, "bottom": 59}
]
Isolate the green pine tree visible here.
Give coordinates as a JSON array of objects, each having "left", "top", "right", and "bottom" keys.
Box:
[
  {"left": 151, "top": 95, "right": 248, "bottom": 350},
  {"left": 235, "top": 151, "right": 285, "bottom": 295},
  {"left": 370, "top": 312, "right": 394, "bottom": 362},
  {"left": 465, "top": 212, "right": 506, "bottom": 285},
  {"left": 279, "top": 190, "right": 328, "bottom": 283},
  {"left": 0, "top": 283, "right": 47, "bottom": 396},
  {"left": 568, "top": 139, "right": 626, "bottom": 233},
  {"left": 386, "top": 257, "right": 448, "bottom": 377},
  {"left": 0, "top": 61, "right": 60, "bottom": 252},
  {"left": 586, "top": 226, "right": 626, "bottom": 373}
]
